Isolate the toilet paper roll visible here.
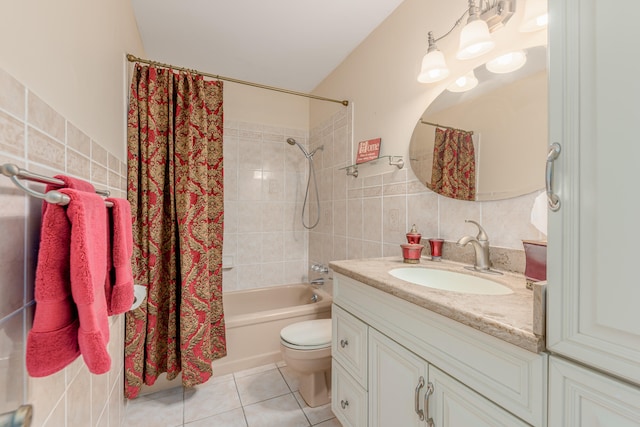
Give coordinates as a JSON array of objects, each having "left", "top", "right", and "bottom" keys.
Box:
[
  {"left": 130, "top": 285, "right": 147, "bottom": 311},
  {"left": 530, "top": 191, "right": 548, "bottom": 236}
]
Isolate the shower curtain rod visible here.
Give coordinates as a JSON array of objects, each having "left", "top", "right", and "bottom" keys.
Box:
[
  {"left": 420, "top": 120, "right": 474, "bottom": 135},
  {"left": 126, "top": 54, "right": 349, "bottom": 106}
]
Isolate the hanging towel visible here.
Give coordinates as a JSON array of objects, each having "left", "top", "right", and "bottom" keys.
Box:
[
  {"left": 105, "top": 197, "right": 134, "bottom": 315},
  {"left": 26, "top": 175, "right": 96, "bottom": 377},
  {"left": 60, "top": 187, "right": 111, "bottom": 374},
  {"left": 26, "top": 201, "right": 80, "bottom": 377}
]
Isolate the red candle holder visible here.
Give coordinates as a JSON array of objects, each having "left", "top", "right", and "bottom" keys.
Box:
[{"left": 428, "top": 238, "right": 444, "bottom": 261}]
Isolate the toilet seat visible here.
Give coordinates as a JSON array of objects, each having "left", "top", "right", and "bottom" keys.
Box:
[{"left": 280, "top": 319, "right": 332, "bottom": 350}]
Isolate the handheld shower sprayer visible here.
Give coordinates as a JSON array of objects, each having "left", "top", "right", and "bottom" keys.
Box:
[{"left": 286, "top": 137, "right": 322, "bottom": 229}]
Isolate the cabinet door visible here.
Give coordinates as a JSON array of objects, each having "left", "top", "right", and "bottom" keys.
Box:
[
  {"left": 547, "top": 0, "right": 640, "bottom": 385},
  {"left": 429, "top": 365, "right": 529, "bottom": 427},
  {"left": 549, "top": 356, "right": 640, "bottom": 426},
  {"left": 369, "top": 329, "right": 428, "bottom": 427}
]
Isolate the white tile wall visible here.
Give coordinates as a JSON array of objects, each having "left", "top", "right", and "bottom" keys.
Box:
[{"left": 223, "top": 121, "right": 309, "bottom": 291}]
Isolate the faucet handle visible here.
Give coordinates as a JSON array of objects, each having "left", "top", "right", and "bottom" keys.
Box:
[{"left": 465, "top": 219, "right": 489, "bottom": 241}]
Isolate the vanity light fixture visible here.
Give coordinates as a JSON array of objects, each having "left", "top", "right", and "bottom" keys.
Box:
[
  {"left": 519, "top": 0, "right": 548, "bottom": 32},
  {"left": 456, "top": 1, "right": 495, "bottom": 60},
  {"left": 447, "top": 71, "right": 479, "bottom": 92},
  {"left": 417, "top": 0, "right": 515, "bottom": 83},
  {"left": 486, "top": 50, "right": 527, "bottom": 73},
  {"left": 418, "top": 32, "right": 451, "bottom": 83}
]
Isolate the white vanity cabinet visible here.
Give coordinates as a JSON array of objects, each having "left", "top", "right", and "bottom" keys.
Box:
[
  {"left": 332, "top": 273, "right": 548, "bottom": 426},
  {"left": 547, "top": 0, "right": 640, "bottom": 423}
]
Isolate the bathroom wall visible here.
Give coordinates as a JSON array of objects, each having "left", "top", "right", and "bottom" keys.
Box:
[
  {"left": 0, "top": 0, "right": 143, "bottom": 426},
  {"left": 0, "top": 68, "right": 128, "bottom": 426},
  {"left": 308, "top": 0, "right": 547, "bottom": 267}
]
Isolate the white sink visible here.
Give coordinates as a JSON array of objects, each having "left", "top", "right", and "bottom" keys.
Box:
[{"left": 389, "top": 267, "right": 513, "bottom": 295}]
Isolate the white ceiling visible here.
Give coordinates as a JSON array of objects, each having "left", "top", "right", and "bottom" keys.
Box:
[{"left": 131, "top": 0, "right": 405, "bottom": 93}]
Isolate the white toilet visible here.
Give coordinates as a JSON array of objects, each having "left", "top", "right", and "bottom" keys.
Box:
[{"left": 280, "top": 319, "right": 332, "bottom": 407}]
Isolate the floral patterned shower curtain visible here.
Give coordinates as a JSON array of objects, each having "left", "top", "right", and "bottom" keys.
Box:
[
  {"left": 124, "top": 64, "right": 226, "bottom": 399},
  {"left": 430, "top": 127, "right": 476, "bottom": 201}
]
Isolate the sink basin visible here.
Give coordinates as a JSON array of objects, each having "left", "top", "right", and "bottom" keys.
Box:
[{"left": 389, "top": 268, "right": 513, "bottom": 295}]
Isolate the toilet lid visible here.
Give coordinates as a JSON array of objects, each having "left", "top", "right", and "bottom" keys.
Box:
[{"left": 280, "top": 319, "right": 332, "bottom": 349}]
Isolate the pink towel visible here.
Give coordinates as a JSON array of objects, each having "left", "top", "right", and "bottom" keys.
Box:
[
  {"left": 26, "top": 201, "right": 80, "bottom": 377},
  {"left": 60, "top": 188, "right": 111, "bottom": 374},
  {"left": 105, "top": 197, "right": 134, "bottom": 315},
  {"left": 26, "top": 175, "right": 96, "bottom": 376}
]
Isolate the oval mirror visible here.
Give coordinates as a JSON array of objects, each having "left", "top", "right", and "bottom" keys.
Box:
[{"left": 409, "top": 45, "right": 547, "bottom": 201}]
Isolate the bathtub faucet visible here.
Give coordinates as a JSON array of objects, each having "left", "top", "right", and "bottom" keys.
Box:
[
  {"left": 311, "top": 263, "right": 329, "bottom": 274},
  {"left": 310, "top": 278, "right": 325, "bottom": 286}
]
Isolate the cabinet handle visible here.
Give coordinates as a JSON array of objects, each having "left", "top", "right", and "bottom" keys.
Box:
[
  {"left": 340, "top": 339, "right": 349, "bottom": 348},
  {"left": 415, "top": 376, "right": 425, "bottom": 421},
  {"left": 545, "top": 142, "right": 561, "bottom": 211},
  {"left": 341, "top": 399, "right": 349, "bottom": 409},
  {"left": 424, "top": 382, "right": 435, "bottom": 427}
]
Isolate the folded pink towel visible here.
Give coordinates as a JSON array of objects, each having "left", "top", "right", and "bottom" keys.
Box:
[
  {"left": 26, "top": 201, "right": 80, "bottom": 377},
  {"left": 60, "top": 188, "right": 111, "bottom": 374},
  {"left": 105, "top": 197, "right": 134, "bottom": 315}
]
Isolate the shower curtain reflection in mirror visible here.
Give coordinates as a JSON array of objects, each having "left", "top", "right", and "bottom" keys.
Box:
[{"left": 429, "top": 127, "right": 476, "bottom": 201}]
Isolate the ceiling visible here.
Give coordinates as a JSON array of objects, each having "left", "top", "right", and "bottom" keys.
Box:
[{"left": 131, "top": 0, "right": 405, "bottom": 93}]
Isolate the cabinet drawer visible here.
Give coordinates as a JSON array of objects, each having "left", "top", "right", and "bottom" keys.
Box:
[
  {"left": 332, "top": 304, "right": 368, "bottom": 387},
  {"left": 332, "top": 360, "right": 368, "bottom": 427}
]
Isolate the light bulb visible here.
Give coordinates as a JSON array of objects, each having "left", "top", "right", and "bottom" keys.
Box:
[
  {"left": 418, "top": 49, "right": 450, "bottom": 83},
  {"left": 457, "top": 19, "right": 495, "bottom": 60},
  {"left": 447, "top": 71, "right": 478, "bottom": 92},
  {"left": 486, "top": 50, "right": 527, "bottom": 73}
]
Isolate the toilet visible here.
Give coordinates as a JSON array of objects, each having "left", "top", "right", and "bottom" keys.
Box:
[{"left": 280, "top": 319, "right": 332, "bottom": 407}]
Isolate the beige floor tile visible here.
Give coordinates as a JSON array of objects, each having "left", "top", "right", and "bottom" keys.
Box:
[
  {"left": 184, "top": 376, "right": 242, "bottom": 423},
  {"left": 185, "top": 407, "right": 247, "bottom": 427},
  {"left": 244, "top": 394, "right": 310, "bottom": 427},
  {"left": 278, "top": 365, "right": 300, "bottom": 392},
  {"left": 293, "top": 391, "right": 334, "bottom": 425},
  {"left": 313, "top": 417, "right": 342, "bottom": 427},
  {"left": 236, "top": 369, "right": 291, "bottom": 406},
  {"left": 124, "top": 392, "right": 184, "bottom": 427}
]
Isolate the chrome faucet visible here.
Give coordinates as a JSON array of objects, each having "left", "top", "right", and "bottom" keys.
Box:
[{"left": 456, "top": 220, "right": 493, "bottom": 272}]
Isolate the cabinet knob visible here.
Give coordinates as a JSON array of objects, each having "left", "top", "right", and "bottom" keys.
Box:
[
  {"left": 340, "top": 339, "right": 349, "bottom": 348},
  {"left": 341, "top": 399, "right": 349, "bottom": 409}
]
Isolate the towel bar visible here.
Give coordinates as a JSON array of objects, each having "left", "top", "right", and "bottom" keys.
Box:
[{"left": 1, "top": 163, "right": 114, "bottom": 207}]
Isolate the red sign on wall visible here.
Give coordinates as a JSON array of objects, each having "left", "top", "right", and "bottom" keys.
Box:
[{"left": 355, "top": 138, "right": 381, "bottom": 164}]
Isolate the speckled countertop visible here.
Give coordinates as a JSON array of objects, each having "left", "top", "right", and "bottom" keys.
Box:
[{"left": 329, "top": 256, "right": 545, "bottom": 353}]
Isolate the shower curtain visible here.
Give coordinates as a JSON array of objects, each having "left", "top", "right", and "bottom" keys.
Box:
[
  {"left": 430, "top": 127, "right": 476, "bottom": 201},
  {"left": 124, "top": 64, "right": 226, "bottom": 399}
]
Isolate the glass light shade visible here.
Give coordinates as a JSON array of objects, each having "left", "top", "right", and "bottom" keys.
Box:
[
  {"left": 447, "top": 71, "right": 478, "bottom": 92},
  {"left": 486, "top": 50, "right": 527, "bottom": 73},
  {"left": 456, "top": 19, "right": 495, "bottom": 60},
  {"left": 418, "top": 50, "right": 450, "bottom": 83},
  {"left": 520, "top": 0, "right": 548, "bottom": 32}
]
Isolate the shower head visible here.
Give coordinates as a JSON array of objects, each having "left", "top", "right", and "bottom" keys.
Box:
[{"left": 286, "top": 137, "right": 311, "bottom": 158}]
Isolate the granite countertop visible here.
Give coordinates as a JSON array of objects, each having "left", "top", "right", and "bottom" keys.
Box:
[{"left": 329, "top": 256, "right": 545, "bottom": 353}]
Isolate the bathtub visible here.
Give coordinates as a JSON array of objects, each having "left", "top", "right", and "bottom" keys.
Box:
[
  {"left": 139, "top": 284, "right": 331, "bottom": 396},
  {"left": 212, "top": 284, "right": 332, "bottom": 375}
]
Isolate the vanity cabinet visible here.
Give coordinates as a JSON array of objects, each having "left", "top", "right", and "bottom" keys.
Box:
[
  {"left": 331, "top": 273, "right": 548, "bottom": 426},
  {"left": 547, "top": 0, "right": 640, "bottom": 423}
]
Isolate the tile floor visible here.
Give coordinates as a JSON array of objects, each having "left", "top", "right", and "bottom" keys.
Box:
[{"left": 124, "top": 362, "right": 342, "bottom": 427}]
